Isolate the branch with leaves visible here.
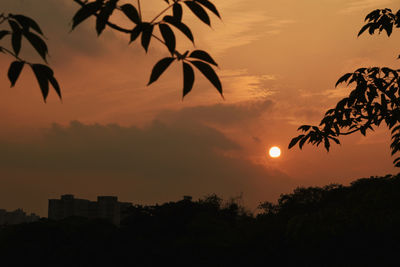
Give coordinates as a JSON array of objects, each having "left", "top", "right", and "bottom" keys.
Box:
[
  {"left": 1, "top": 0, "right": 223, "bottom": 101},
  {"left": 0, "top": 13, "right": 60, "bottom": 101},
  {"left": 289, "top": 8, "right": 400, "bottom": 167}
]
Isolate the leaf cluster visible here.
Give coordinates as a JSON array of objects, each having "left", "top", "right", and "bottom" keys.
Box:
[
  {"left": 0, "top": 13, "right": 60, "bottom": 101},
  {"left": 289, "top": 8, "right": 400, "bottom": 167},
  {"left": 358, "top": 8, "right": 400, "bottom": 38},
  {"left": 71, "top": 0, "right": 223, "bottom": 99}
]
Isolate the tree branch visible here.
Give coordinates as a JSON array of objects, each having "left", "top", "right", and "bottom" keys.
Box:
[
  {"left": 137, "top": 0, "right": 142, "bottom": 20},
  {"left": 72, "top": 0, "right": 183, "bottom": 57},
  {"left": 0, "top": 13, "right": 8, "bottom": 25},
  {"left": 0, "top": 46, "right": 28, "bottom": 63},
  {"left": 150, "top": 3, "right": 174, "bottom": 24}
]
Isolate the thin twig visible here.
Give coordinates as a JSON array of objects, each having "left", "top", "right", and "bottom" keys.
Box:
[
  {"left": 1, "top": 46, "right": 29, "bottom": 63},
  {"left": 73, "top": 0, "right": 183, "bottom": 57},
  {"left": 337, "top": 128, "right": 360, "bottom": 136},
  {"left": 0, "top": 13, "right": 7, "bottom": 25},
  {"left": 150, "top": 4, "right": 173, "bottom": 24},
  {"left": 137, "top": 0, "right": 142, "bottom": 20},
  {"left": 73, "top": 0, "right": 131, "bottom": 33}
]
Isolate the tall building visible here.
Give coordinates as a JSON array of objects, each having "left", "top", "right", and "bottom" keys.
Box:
[
  {"left": 48, "top": 195, "right": 132, "bottom": 226},
  {"left": 0, "top": 208, "right": 40, "bottom": 226}
]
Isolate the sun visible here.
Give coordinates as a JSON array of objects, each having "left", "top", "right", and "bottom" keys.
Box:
[{"left": 269, "top": 146, "right": 281, "bottom": 158}]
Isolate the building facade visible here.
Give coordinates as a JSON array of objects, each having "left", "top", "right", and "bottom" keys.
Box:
[
  {"left": 0, "top": 209, "right": 40, "bottom": 226},
  {"left": 48, "top": 195, "right": 132, "bottom": 226}
]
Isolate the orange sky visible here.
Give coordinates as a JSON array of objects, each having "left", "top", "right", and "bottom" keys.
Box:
[{"left": 0, "top": 0, "right": 399, "bottom": 216}]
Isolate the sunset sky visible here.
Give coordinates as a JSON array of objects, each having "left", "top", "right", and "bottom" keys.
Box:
[{"left": 1, "top": 0, "right": 399, "bottom": 216}]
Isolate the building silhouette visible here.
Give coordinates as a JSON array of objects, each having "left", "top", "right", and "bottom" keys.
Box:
[
  {"left": 0, "top": 209, "right": 40, "bottom": 226},
  {"left": 48, "top": 195, "right": 132, "bottom": 226}
]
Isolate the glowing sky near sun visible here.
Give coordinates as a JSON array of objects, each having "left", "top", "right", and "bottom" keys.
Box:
[{"left": 0, "top": 0, "right": 398, "bottom": 216}]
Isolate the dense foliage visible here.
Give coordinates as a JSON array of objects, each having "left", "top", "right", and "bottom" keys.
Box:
[
  {"left": 0, "top": 0, "right": 222, "bottom": 101},
  {"left": 2, "top": 174, "right": 400, "bottom": 266},
  {"left": 290, "top": 8, "right": 400, "bottom": 167}
]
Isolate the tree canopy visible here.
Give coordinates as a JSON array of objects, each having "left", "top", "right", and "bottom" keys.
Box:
[
  {"left": 289, "top": 8, "right": 400, "bottom": 168},
  {"left": 2, "top": 174, "right": 400, "bottom": 266}
]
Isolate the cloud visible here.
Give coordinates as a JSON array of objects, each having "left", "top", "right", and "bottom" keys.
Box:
[
  {"left": 0, "top": 120, "right": 238, "bottom": 173},
  {"left": 0, "top": 119, "right": 295, "bottom": 215},
  {"left": 339, "top": 0, "right": 394, "bottom": 14},
  {"left": 158, "top": 99, "right": 273, "bottom": 126},
  {"left": 188, "top": 0, "right": 271, "bottom": 54}
]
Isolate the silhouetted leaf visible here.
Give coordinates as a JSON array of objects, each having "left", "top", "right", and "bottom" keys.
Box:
[
  {"left": 335, "top": 98, "right": 348, "bottom": 111},
  {"left": 181, "top": 50, "right": 189, "bottom": 59},
  {"left": 288, "top": 135, "right": 304, "bottom": 149},
  {"left": 189, "top": 50, "right": 217, "bottom": 66},
  {"left": 329, "top": 136, "right": 340, "bottom": 145},
  {"left": 348, "top": 90, "right": 357, "bottom": 107},
  {"left": 23, "top": 31, "right": 48, "bottom": 62},
  {"left": 365, "top": 9, "right": 380, "bottom": 22},
  {"left": 7, "top": 61, "right": 24, "bottom": 87},
  {"left": 0, "top": 30, "right": 10, "bottom": 40},
  {"left": 31, "top": 64, "right": 61, "bottom": 101},
  {"left": 9, "top": 20, "right": 22, "bottom": 56},
  {"left": 72, "top": 1, "right": 103, "bottom": 30},
  {"left": 383, "top": 20, "right": 393, "bottom": 36},
  {"left": 358, "top": 23, "right": 373, "bottom": 36},
  {"left": 392, "top": 125, "right": 400, "bottom": 134},
  {"left": 324, "top": 137, "right": 330, "bottom": 151},
  {"left": 368, "top": 23, "right": 378, "bottom": 34},
  {"left": 159, "top": 24, "right": 176, "bottom": 55},
  {"left": 195, "top": 0, "right": 221, "bottom": 18},
  {"left": 130, "top": 24, "right": 142, "bottom": 43},
  {"left": 121, "top": 4, "right": 140, "bottom": 24},
  {"left": 360, "top": 126, "right": 367, "bottom": 136},
  {"left": 173, "top": 3, "right": 183, "bottom": 21},
  {"left": 183, "top": 62, "right": 194, "bottom": 98},
  {"left": 96, "top": 0, "right": 117, "bottom": 35},
  {"left": 163, "top": 16, "right": 194, "bottom": 43},
  {"left": 190, "top": 60, "right": 222, "bottom": 95},
  {"left": 31, "top": 64, "right": 50, "bottom": 101},
  {"left": 335, "top": 73, "right": 352, "bottom": 87},
  {"left": 297, "top": 125, "right": 311, "bottom": 132},
  {"left": 10, "top": 14, "right": 43, "bottom": 35},
  {"left": 48, "top": 75, "right": 61, "bottom": 99},
  {"left": 141, "top": 23, "right": 154, "bottom": 52},
  {"left": 299, "top": 135, "right": 309, "bottom": 149},
  {"left": 148, "top": 57, "right": 175, "bottom": 85},
  {"left": 184, "top": 1, "right": 210, "bottom": 26},
  {"left": 392, "top": 146, "right": 399, "bottom": 156}
]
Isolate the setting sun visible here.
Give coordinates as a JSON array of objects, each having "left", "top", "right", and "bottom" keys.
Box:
[{"left": 269, "top": 146, "right": 281, "bottom": 158}]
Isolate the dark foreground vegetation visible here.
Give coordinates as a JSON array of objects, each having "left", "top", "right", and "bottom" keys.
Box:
[{"left": 2, "top": 174, "right": 400, "bottom": 266}]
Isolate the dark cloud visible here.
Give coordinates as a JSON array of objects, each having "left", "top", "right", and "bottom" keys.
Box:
[
  {"left": 0, "top": 120, "right": 239, "bottom": 173},
  {"left": 0, "top": 119, "right": 295, "bottom": 216}
]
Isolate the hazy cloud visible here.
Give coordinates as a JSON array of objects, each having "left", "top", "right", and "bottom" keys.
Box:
[
  {"left": 158, "top": 99, "right": 273, "bottom": 126},
  {"left": 340, "top": 0, "right": 394, "bottom": 14}
]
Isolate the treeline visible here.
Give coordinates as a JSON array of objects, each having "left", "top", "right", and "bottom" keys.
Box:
[{"left": 2, "top": 174, "right": 400, "bottom": 266}]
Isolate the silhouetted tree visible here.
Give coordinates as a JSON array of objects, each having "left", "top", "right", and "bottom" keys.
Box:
[
  {"left": 290, "top": 8, "right": 400, "bottom": 167},
  {"left": 0, "top": 0, "right": 222, "bottom": 101}
]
